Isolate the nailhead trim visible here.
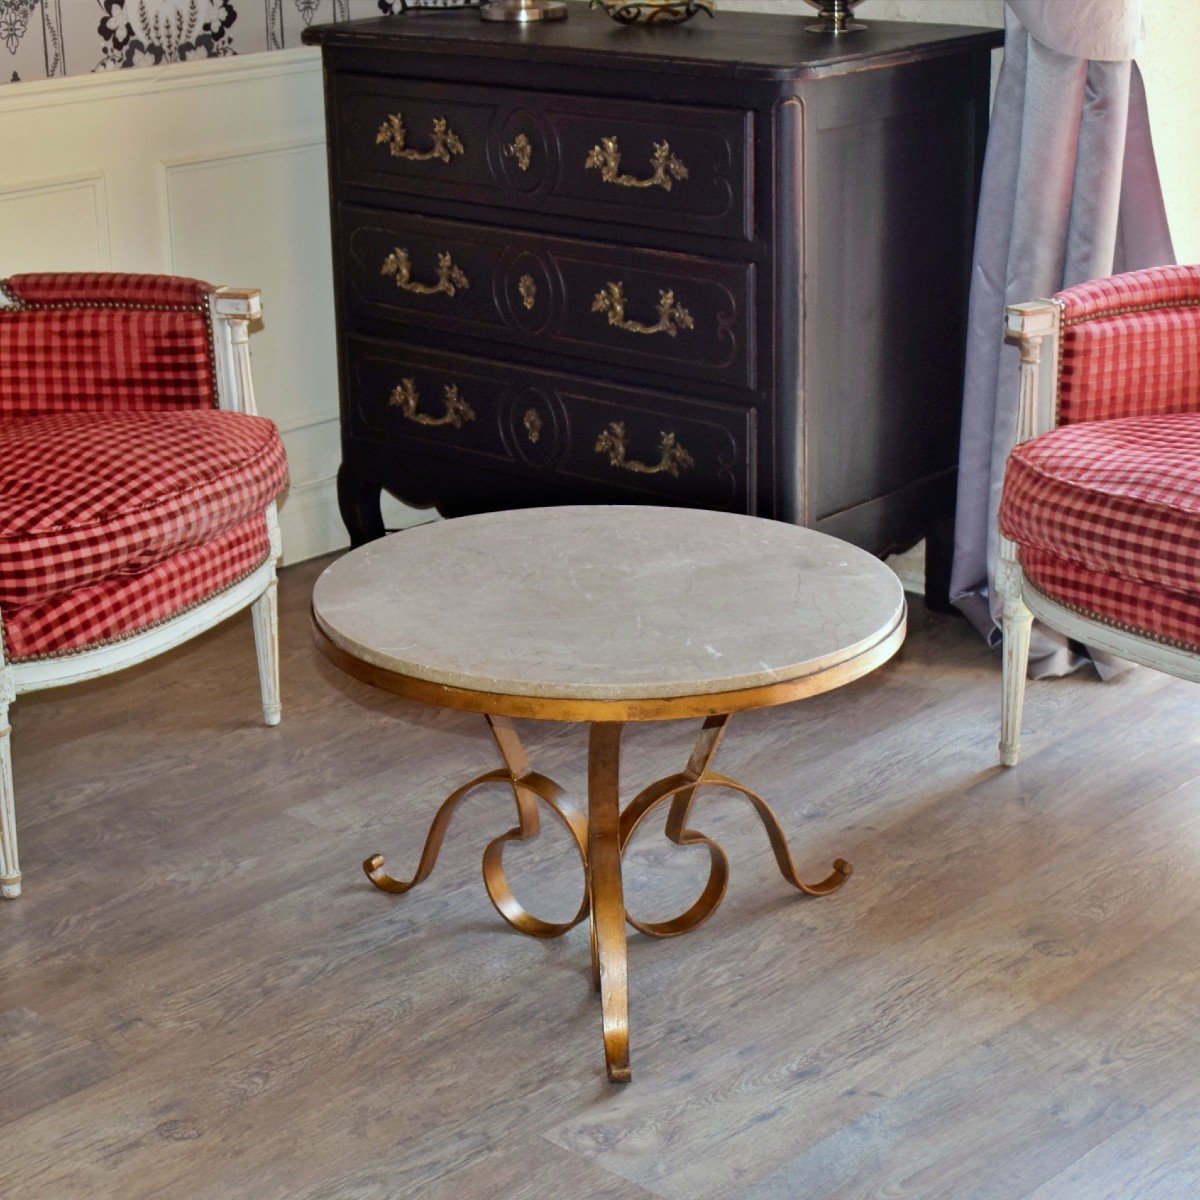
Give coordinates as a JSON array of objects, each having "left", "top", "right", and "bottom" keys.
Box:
[
  {"left": 5, "top": 550, "right": 273, "bottom": 665},
  {"left": 1027, "top": 580, "right": 1200, "bottom": 657},
  {"left": 1062, "top": 296, "right": 1200, "bottom": 327}
]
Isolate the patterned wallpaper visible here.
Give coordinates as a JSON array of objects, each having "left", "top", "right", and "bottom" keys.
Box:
[{"left": 0, "top": 0, "right": 410, "bottom": 84}]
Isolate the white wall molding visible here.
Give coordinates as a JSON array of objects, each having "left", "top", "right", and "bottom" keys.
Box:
[
  {"left": 0, "top": 47, "right": 322, "bottom": 113},
  {"left": 274, "top": 412, "right": 340, "bottom": 437},
  {"left": 158, "top": 135, "right": 329, "bottom": 272},
  {"left": 0, "top": 172, "right": 111, "bottom": 271}
]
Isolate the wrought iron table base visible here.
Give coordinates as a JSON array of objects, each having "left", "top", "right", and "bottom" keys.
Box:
[{"left": 363, "top": 712, "right": 850, "bottom": 1084}]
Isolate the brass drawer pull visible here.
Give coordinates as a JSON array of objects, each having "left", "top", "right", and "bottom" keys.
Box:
[
  {"left": 505, "top": 133, "right": 533, "bottom": 172},
  {"left": 523, "top": 408, "right": 543, "bottom": 443},
  {"left": 592, "top": 282, "right": 693, "bottom": 337},
  {"left": 389, "top": 379, "right": 475, "bottom": 429},
  {"left": 381, "top": 248, "right": 470, "bottom": 298},
  {"left": 376, "top": 113, "right": 464, "bottom": 164},
  {"left": 518, "top": 273, "right": 538, "bottom": 310},
  {"left": 595, "top": 421, "right": 695, "bottom": 477},
  {"left": 585, "top": 137, "right": 688, "bottom": 191}
]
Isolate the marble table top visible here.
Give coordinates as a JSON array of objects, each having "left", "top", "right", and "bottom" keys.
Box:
[{"left": 312, "top": 506, "right": 905, "bottom": 701}]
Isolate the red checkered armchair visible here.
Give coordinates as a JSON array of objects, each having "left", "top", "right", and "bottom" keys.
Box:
[
  {"left": 0, "top": 273, "right": 289, "bottom": 898},
  {"left": 997, "top": 264, "right": 1200, "bottom": 765}
]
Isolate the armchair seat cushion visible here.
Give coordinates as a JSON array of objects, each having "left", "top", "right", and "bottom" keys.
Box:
[
  {"left": 3, "top": 514, "right": 272, "bottom": 662},
  {"left": 0, "top": 410, "right": 287, "bottom": 606},
  {"left": 1000, "top": 412, "right": 1200, "bottom": 597},
  {"left": 1019, "top": 547, "right": 1200, "bottom": 654}
]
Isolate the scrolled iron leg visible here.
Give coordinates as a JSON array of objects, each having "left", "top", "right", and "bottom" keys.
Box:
[
  {"left": 588, "top": 722, "right": 631, "bottom": 1084},
  {"left": 619, "top": 713, "right": 850, "bottom": 936},
  {"left": 365, "top": 714, "right": 588, "bottom": 939},
  {"left": 363, "top": 766, "right": 514, "bottom": 893}
]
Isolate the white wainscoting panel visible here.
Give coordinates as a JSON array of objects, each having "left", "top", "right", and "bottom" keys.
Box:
[
  {"left": 0, "top": 48, "right": 430, "bottom": 566},
  {"left": 0, "top": 173, "right": 110, "bottom": 273}
]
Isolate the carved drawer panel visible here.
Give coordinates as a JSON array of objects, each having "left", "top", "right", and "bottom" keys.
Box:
[
  {"left": 346, "top": 337, "right": 755, "bottom": 511},
  {"left": 333, "top": 76, "right": 752, "bottom": 242},
  {"left": 342, "top": 206, "right": 756, "bottom": 390},
  {"left": 351, "top": 340, "right": 512, "bottom": 463},
  {"left": 553, "top": 387, "right": 753, "bottom": 510}
]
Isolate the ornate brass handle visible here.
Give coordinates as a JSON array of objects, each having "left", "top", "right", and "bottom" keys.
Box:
[
  {"left": 389, "top": 379, "right": 475, "bottom": 429},
  {"left": 376, "top": 113, "right": 465, "bottom": 164},
  {"left": 592, "top": 282, "right": 694, "bottom": 337},
  {"left": 585, "top": 137, "right": 688, "bottom": 191},
  {"left": 504, "top": 133, "right": 533, "bottom": 172},
  {"left": 381, "top": 248, "right": 470, "bottom": 298},
  {"left": 595, "top": 422, "right": 694, "bottom": 478}
]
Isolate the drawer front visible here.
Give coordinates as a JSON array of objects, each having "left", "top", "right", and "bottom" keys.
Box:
[
  {"left": 342, "top": 207, "right": 756, "bottom": 390},
  {"left": 347, "top": 337, "right": 755, "bottom": 511},
  {"left": 333, "top": 76, "right": 752, "bottom": 242}
]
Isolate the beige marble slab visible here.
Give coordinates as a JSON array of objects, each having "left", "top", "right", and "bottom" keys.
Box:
[{"left": 312, "top": 506, "right": 905, "bottom": 701}]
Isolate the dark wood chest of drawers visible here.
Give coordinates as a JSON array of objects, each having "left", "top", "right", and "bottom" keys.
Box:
[{"left": 305, "top": 9, "right": 999, "bottom": 598}]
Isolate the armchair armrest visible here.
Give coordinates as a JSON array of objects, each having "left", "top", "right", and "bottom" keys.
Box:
[
  {"left": 210, "top": 287, "right": 264, "bottom": 417},
  {"left": 1004, "top": 300, "right": 1061, "bottom": 446}
]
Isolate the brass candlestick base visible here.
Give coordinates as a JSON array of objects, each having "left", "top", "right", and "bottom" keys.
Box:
[
  {"left": 802, "top": 0, "right": 866, "bottom": 33},
  {"left": 480, "top": 0, "right": 568, "bottom": 20}
]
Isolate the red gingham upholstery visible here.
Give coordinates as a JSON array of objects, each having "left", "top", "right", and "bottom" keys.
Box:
[
  {"left": 1055, "top": 264, "right": 1200, "bottom": 426},
  {"left": 1001, "top": 414, "right": 1200, "bottom": 596},
  {"left": 1020, "top": 548, "right": 1200, "bottom": 654},
  {"left": 2, "top": 514, "right": 271, "bottom": 662},
  {"left": 2, "top": 273, "right": 212, "bottom": 308},
  {"left": 0, "top": 272, "right": 218, "bottom": 417},
  {"left": 0, "top": 410, "right": 287, "bottom": 606}
]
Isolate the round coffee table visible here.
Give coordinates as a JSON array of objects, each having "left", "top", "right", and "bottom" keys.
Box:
[{"left": 312, "top": 506, "right": 905, "bottom": 1082}]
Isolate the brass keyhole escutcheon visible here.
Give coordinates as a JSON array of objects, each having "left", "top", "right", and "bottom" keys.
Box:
[
  {"left": 505, "top": 133, "right": 534, "bottom": 172},
  {"left": 523, "top": 408, "right": 543, "bottom": 444}
]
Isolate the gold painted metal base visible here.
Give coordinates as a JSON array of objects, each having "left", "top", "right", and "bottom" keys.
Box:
[{"left": 363, "top": 712, "right": 850, "bottom": 1083}]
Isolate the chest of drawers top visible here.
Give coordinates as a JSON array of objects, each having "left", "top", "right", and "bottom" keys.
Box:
[{"left": 302, "top": 9, "right": 997, "bottom": 87}]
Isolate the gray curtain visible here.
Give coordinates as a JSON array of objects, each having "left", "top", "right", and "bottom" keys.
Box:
[{"left": 950, "top": 0, "right": 1175, "bottom": 677}]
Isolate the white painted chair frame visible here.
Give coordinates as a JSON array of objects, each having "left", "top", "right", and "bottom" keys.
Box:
[
  {"left": 0, "top": 287, "right": 282, "bottom": 899},
  {"left": 997, "top": 300, "right": 1200, "bottom": 768}
]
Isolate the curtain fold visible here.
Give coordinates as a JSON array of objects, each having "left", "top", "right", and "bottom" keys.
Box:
[{"left": 949, "top": 1, "right": 1174, "bottom": 678}]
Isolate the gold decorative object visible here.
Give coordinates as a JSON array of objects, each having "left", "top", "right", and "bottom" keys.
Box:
[
  {"left": 375, "top": 113, "right": 465, "bottom": 163},
  {"left": 800, "top": 0, "right": 866, "bottom": 33},
  {"left": 504, "top": 133, "right": 534, "bottom": 172},
  {"left": 590, "top": 0, "right": 715, "bottom": 25},
  {"left": 388, "top": 379, "right": 476, "bottom": 428},
  {"left": 594, "top": 421, "right": 695, "bottom": 477},
  {"left": 381, "top": 248, "right": 470, "bottom": 298},
  {"left": 523, "top": 408, "right": 543, "bottom": 443},
  {"left": 517, "top": 273, "right": 538, "bottom": 311},
  {"left": 592, "top": 282, "right": 694, "bottom": 337},
  {"left": 584, "top": 137, "right": 688, "bottom": 192}
]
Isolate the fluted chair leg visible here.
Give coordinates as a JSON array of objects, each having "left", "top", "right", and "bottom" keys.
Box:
[
  {"left": 997, "top": 557, "right": 1033, "bottom": 767},
  {"left": 0, "top": 701, "right": 19, "bottom": 898},
  {"left": 252, "top": 579, "right": 281, "bottom": 727}
]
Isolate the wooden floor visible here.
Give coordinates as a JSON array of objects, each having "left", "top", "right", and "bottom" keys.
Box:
[{"left": 4, "top": 555, "right": 1200, "bottom": 1199}]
